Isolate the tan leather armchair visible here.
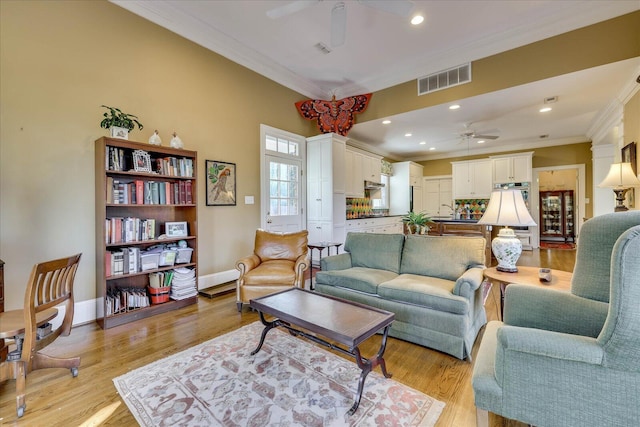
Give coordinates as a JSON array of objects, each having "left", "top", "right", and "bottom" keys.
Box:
[{"left": 236, "top": 229, "right": 309, "bottom": 311}]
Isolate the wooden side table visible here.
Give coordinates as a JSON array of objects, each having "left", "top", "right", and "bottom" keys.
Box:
[
  {"left": 483, "top": 266, "right": 572, "bottom": 319},
  {"left": 307, "top": 242, "right": 342, "bottom": 290}
]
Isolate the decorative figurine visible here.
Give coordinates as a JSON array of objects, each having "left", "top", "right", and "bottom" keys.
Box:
[
  {"left": 170, "top": 132, "right": 183, "bottom": 149},
  {"left": 148, "top": 130, "right": 162, "bottom": 146}
]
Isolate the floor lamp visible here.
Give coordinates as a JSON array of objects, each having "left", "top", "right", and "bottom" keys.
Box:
[
  {"left": 598, "top": 162, "right": 640, "bottom": 212},
  {"left": 477, "top": 189, "right": 537, "bottom": 273}
]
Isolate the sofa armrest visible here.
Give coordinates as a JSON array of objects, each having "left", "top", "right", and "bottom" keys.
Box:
[
  {"left": 320, "top": 253, "right": 352, "bottom": 271},
  {"left": 453, "top": 266, "right": 485, "bottom": 298},
  {"left": 236, "top": 254, "right": 261, "bottom": 277},
  {"left": 504, "top": 284, "right": 608, "bottom": 338}
]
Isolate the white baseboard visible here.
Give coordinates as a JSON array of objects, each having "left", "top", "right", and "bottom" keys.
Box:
[
  {"left": 65, "top": 270, "right": 238, "bottom": 326},
  {"left": 198, "top": 269, "right": 239, "bottom": 290}
]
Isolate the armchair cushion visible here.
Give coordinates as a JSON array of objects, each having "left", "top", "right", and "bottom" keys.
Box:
[
  {"left": 254, "top": 229, "right": 308, "bottom": 262},
  {"left": 242, "top": 260, "right": 296, "bottom": 285}
]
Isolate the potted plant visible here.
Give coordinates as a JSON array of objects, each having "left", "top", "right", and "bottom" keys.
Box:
[
  {"left": 100, "top": 105, "right": 143, "bottom": 140},
  {"left": 401, "top": 211, "right": 433, "bottom": 235}
]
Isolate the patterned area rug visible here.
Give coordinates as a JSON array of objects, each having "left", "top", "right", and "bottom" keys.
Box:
[
  {"left": 540, "top": 241, "right": 576, "bottom": 250},
  {"left": 113, "top": 322, "right": 445, "bottom": 426}
]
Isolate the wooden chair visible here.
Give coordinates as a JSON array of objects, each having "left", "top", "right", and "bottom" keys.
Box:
[{"left": 0, "top": 253, "right": 82, "bottom": 418}]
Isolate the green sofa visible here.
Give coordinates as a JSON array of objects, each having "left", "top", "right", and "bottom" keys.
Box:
[{"left": 315, "top": 232, "right": 487, "bottom": 360}]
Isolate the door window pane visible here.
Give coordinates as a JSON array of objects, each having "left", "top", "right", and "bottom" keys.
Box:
[{"left": 269, "top": 161, "right": 299, "bottom": 216}]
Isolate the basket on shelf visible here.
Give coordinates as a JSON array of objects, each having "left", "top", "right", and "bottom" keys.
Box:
[{"left": 147, "top": 286, "right": 170, "bottom": 304}]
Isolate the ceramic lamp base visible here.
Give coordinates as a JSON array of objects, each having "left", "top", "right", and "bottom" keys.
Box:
[{"left": 492, "top": 227, "right": 522, "bottom": 273}]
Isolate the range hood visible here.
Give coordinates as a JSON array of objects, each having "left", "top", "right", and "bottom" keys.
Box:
[{"left": 364, "top": 180, "right": 385, "bottom": 190}]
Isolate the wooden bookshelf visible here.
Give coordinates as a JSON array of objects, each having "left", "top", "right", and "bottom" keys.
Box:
[{"left": 95, "top": 137, "right": 198, "bottom": 329}]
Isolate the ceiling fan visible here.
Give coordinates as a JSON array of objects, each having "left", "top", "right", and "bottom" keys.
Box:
[
  {"left": 458, "top": 123, "right": 500, "bottom": 141},
  {"left": 266, "top": 0, "right": 415, "bottom": 47}
]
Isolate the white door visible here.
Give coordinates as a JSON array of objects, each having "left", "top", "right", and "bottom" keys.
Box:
[{"left": 260, "top": 125, "right": 306, "bottom": 232}]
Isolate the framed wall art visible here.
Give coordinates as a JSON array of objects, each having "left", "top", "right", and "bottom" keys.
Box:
[
  {"left": 133, "top": 149, "right": 152, "bottom": 172},
  {"left": 206, "top": 160, "right": 236, "bottom": 206},
  {"left": 621, "top": 141, "right": 637, "bottom": 175},
  {"left": 621, "top": 141, "right": 637, "bottom": 208}
]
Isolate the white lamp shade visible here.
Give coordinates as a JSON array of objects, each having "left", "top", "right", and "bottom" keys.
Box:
[
  {"left": 477, "top": 189, "right": 537, "bottom": 227},
  {"left": 598, "top": 163, "right": 640, "bottom": 188}
]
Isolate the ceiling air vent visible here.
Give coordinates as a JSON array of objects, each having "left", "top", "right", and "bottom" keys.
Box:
[{"left": 417, "top": 63, "right": 471, "bottom": 95}]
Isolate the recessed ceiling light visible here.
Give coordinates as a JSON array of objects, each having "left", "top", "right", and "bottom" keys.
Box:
[
  {"left": 419, "top": 141, "right": 426, "bottom": 145},
  {"left": 539, "top": 107, "right": 552, "bottom": 113},
  {"left": 429, "top": 147, "right": 436, "bottom": 151},
  {"left": 382, "top": 120, "right": 391, "bottom": 125},
  {"left": 477, "top": 140, "right": 485, "bottom": 144},
  {"left": 405, "top": 133, "right": 412, "bottom": 137},
  {"left": 449, "top": 104, "right": 460, "bottom": 110},
  {"left": 411, "top": 15, "right": 424, "bottom": 25}
]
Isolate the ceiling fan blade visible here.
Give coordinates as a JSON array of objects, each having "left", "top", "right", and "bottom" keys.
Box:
[
  {"left": 358, "top": 0, "right": 415, "bottom": 17},
  {"left": 266, "top": 0, "right": 320, "bottom": 19},
  {"left": 331, "top": 2, "right": 347, "bottom": 47},
  {"left": 473, "top": 134, "right": 499, "bottom": 140}
]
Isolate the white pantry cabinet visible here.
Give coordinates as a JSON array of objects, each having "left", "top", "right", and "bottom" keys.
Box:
[{"left": 491, "top": 152, "right": 533, "bottom": 183}]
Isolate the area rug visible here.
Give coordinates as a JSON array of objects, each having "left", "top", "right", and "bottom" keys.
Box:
[
  {"left": 113, "top": 322, "right": 445, "bottom": 426},
  {"left": 540, "top": 241, "right": 576, "bottom": 250}
]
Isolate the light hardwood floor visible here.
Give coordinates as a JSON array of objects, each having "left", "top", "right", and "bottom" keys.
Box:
[{"left": 0, "top": 248, "right": 576, "bottom": 426}]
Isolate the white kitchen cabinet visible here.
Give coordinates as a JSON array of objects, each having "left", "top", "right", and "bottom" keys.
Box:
[
  {"left": 345, "top": 146, "right": 382, "bottom": 197},
  {"left": 306, "top": 133, "right": 346, "bottom": 244},
  {"left": 346, "top": 216, "right": 403, "bottom": 235},
  {"left": 423, "top": 177, "right": 453, "bottom": 216},
  {"left": 452, "top": 159, "right": 492, "bottom": 199},
  {"left": 491, "top": 152, "right": 533, "bottom": 183},
  {"left": 390, "top": 161, "right": 424, "bottom": 215}
]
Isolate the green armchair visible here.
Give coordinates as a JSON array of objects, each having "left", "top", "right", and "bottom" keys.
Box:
[{"left": 472, "top": 211, "right": 640, "bottom": 426}]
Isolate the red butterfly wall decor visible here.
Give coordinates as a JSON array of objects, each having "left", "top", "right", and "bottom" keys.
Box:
[{"left": 295, "top": 93, "right": 372, "bottom": 136}]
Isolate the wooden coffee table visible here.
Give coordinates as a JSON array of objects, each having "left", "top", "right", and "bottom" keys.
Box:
[
  {"left": 250, "top": 288, "right": 395, "bottom": 415},
  {"left": 484, "top": 266, "right": 572, "bottom": 319}
]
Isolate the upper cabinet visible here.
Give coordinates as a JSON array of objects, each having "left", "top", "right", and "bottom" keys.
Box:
[
  {"left": 345, "top": 146, "right": 382, "bottom": 197},
  {"left": 451, "top": 159, "right": 492, "bottom": 199},
  {"left": 491, "top": 152, "right": 533, "bottom": 183}
]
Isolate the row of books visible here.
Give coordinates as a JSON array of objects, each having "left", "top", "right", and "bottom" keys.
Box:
[
  {"left": 105, "top": 146, "right": 194, "bottom": 177},
  {"left": 106, "top": 247, "right": 142, "bottom": 276},
  {"left": 105, "top": 287, "right": 150, "bottom": 317},
  {"left": 107, "top": 177, "right": 193, "bottom": 205},
  {"left": 155, "top": 157, "right": 194, "bottom": 178},
  {"left": 149, "top": 270, "right": 174, "bottom": 288},
  {"left": 105, "top": 217, "right": 156, "bottom": 245}
]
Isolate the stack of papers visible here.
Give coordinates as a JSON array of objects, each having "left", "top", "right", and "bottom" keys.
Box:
[{"left": 170, "top": 267, "right": 198, "bottom": 300}]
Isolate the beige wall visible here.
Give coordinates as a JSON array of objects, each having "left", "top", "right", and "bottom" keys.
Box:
[{"left": 0, "top": 1, "right": 314, "bottom": 308}]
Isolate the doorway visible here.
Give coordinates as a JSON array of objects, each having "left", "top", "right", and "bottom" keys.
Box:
[
  {"left": 259, "top": 125, "right": 306, "bottom": 232},
  {"left": 531, "top": 164, "right": 585, "bottom": 248}
]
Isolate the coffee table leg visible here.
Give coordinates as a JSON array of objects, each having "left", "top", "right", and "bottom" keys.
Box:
[
  {"left": 251, "top": 311, "right": 278, "bottom": 355},
  {"left": 348, "top": 325, "right": 393, "bottom": 415}
]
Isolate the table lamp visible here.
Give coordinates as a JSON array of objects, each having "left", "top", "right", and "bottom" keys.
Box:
[
  {"left": 477, "top": 189, "right": 537, "bottom": 273},
  {"left": 597, "top": 162, "right": 640, "bottom": 212}
]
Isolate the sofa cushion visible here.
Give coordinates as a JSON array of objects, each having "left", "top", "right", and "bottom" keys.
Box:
[
  {"left": 254, "top": 229, "right": 308, "bottom": 262},
  {"left": 344, "top": 233, "right": 405, "bottom": 273},
  {"left": 378, "top": 274, "right": 469, "bottom": 315},
  {"left": 243, "top": 260, "right": 296, "bottom": 285},
  {"left": 315, "top": 267, "right": 398, "bottom": 294},
  {"left": 400, "top": 235, "right": 485, "bottom": 280}
]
